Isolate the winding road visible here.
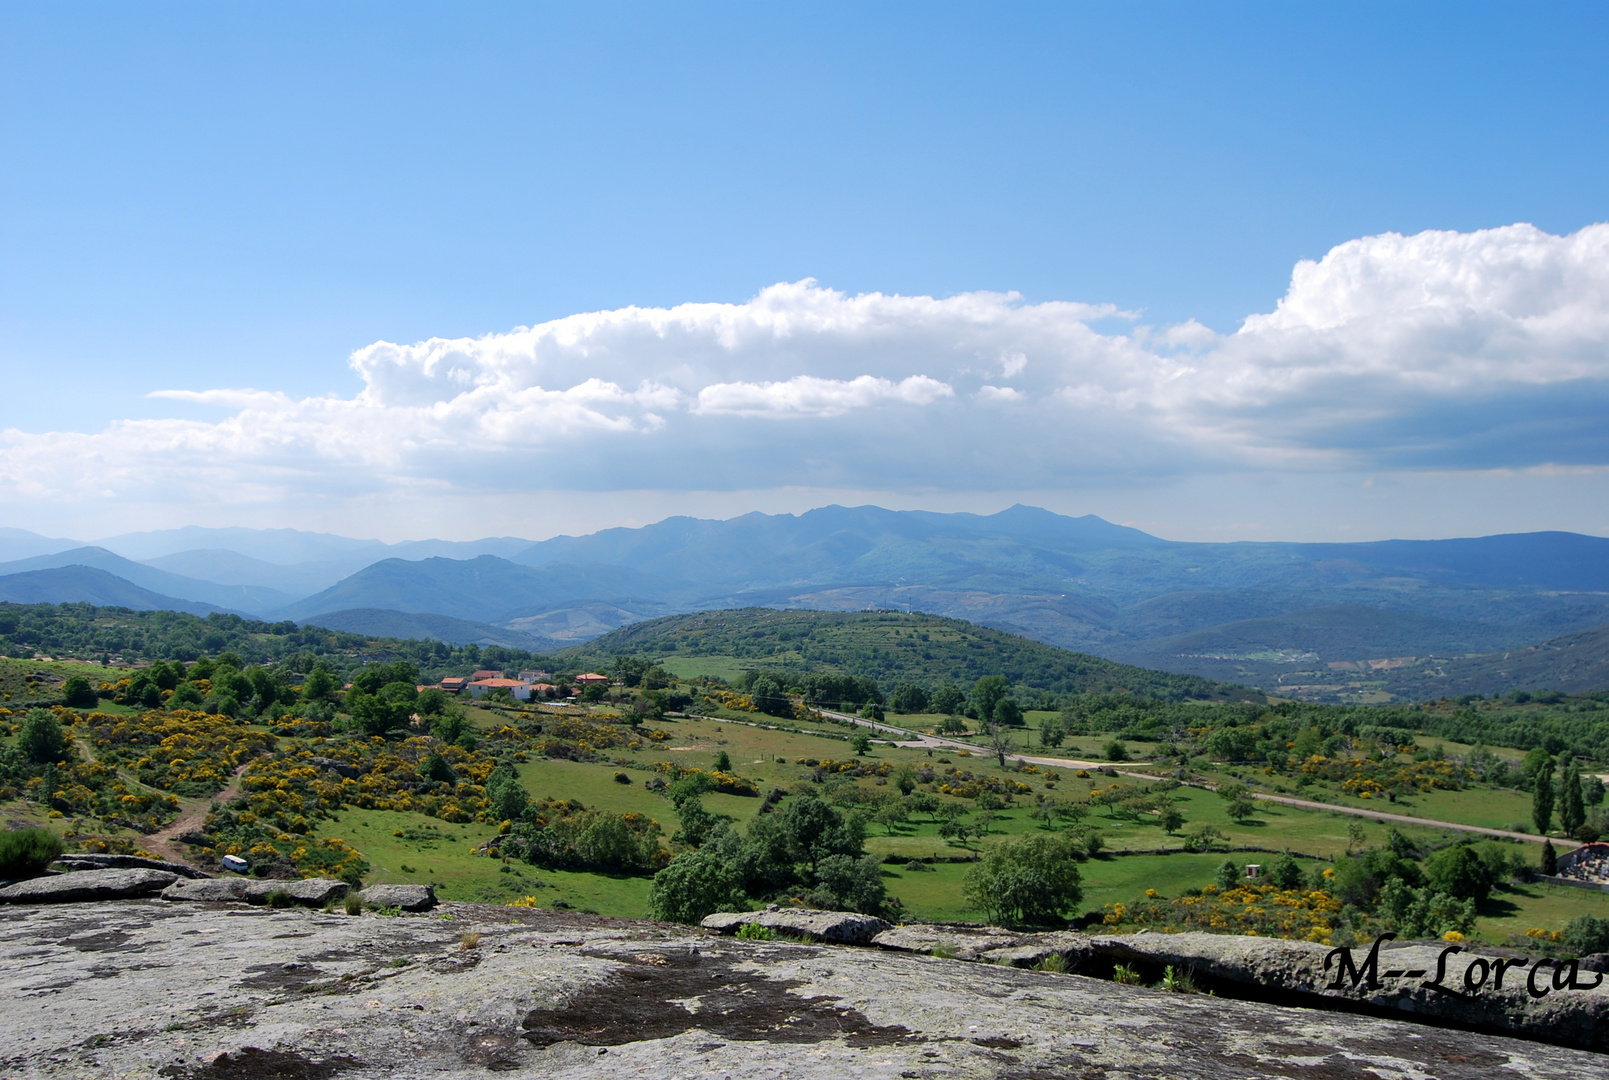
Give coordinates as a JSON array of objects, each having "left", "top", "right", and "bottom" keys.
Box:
[{"left": 824, "top": 710, "right": 1557, "bottom": 847}]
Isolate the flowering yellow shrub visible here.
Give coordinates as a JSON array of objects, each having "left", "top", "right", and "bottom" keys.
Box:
[
  {"left": 650, "top": 762, "right": 760, "bottom": 796},
  {"left": 79, "top": 708, "right": 274, "bottom": 795},
  {"left": 1298, "top": 753, "right": 1473, "bottom": 795},
  {"left": 1103, "top": 882, "right": 1345, "bottom": 943},
  {"left": 699, "top": 688, "right": 757, "bottom": 712}
]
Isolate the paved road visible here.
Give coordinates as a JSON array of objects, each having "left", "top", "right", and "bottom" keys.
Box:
[
  {"left": 825, "top": 709, "right": 1559, "bottom": 847},
  {"left": 819, "top": 709, "right": 1114, "bottom": 771},
  {"left": 1247, "top": 790, "right": 1552, "bottom": 845}
]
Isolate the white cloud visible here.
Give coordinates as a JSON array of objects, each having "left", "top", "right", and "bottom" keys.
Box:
[
  {"left": 3, "top": 223, "right": 1608, "bottom": 521},
  {"left": 693, "top": 375, "right": 953, "bottom": 417}
]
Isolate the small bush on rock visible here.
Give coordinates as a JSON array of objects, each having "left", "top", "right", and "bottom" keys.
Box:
[{"left": 0, "top": 827, "right": 64, "bottom": 879}]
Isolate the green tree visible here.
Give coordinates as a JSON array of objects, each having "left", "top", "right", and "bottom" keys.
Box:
[
  {"left": 430, "top": 710, "right": 467, "bottom": 744},
  {"left": 61, "top": 676, "right": 97, "bottom": 709},
  {"left": 415, "top": 687, "right": 448, "bottom": 717},
  {"left": 970, "top": 676, "right": 1010, "bottom": 723},
  {"left": 889, "top": 683, "right": 929, "bottom": 714},
  {"left": 1103, "top": 739, "right": 1129, "bottom": 762},
  {"left": 776, "top": 794, "right": 864, "bottom": 871},
  {"left": 18, "top": 709, "right": 68, "bottom": 764},
  {"left": 1219, "top": 781, "right": 1257, "bottom": 823},
  {"left": 872, "top": 802, "right": 908, "bottom": 836},
  {"left": 963, "top": 833, "right": 1083, "bottom": 926},
  {"left": 713, "top": 750, "right": 732, "bottom": 773},
  {"left": 301, "top": 666, "right": 339, "bottom": 702},
  {"left": 1378, "top": 878, "right": 1476, "bottom": 939},
  {"left": 1585, "top": 775, "right": 1607, "bottom": 807},
  {"left": 992, "top": 698, "right": 1025, "bottom": 727},
  {"left": 1521, "top": 745, "right": 1553, "bottom": 782},
  {"left": 1533, "top": 757, "right": 1556, "bottom": 835},
  {"left": 1563, "top": 914, "right": 1609, "bottom": 956},
  {"left": 809, "top": 853, "right": 887, "bottom": 914},
  {"left": 349, "top": 681, "right": 418, "bottom": 737},
  {"left": 484, "top": 766, "right": 528, "bottom": 822},
  {"left": 673, "top": 796, "right": 718, "bottom": 848},
  {"left": 1215, "top": 859, "right": 1242, "bottom": 890},
  {"left": 1424, "top": 844, "right": 1495, "bottom": 902},
  {"left": 420, "top": 751, "right": 458, "bottom": 786},
  {"left": 648, "top": 847, "right": 746, "bottom": 924},
  {"left": 892, "top": 765, "right": 918, "bottom": 796},
  {"left": 745, "top": 673, "right": 792, "bottom": 718},
  {"left": 930, "top": 683, "right": 965, "bottom": 716},
  {"left": 1267, "top": 852, "right": 1304, "bottom": 890},
  {"left": 850, "top": 732, "right": 872, "bottom": 756},
  {"left": 1159, "top": 805, "right": 1185, "bottom": 836},
  {"left": 1541, "top": 839, "right": 1558, "bottom": 875},
  {"left": 1560, "top": 760, "right": 1586, "bottom": 837},
  {"left": 350, "top": 660, "right": 419, "bottom": 695},
  {"left": 1038, "top": 715, "right": 1068, "bottom": 748}
]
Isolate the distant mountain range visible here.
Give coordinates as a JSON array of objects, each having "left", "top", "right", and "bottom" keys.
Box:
[{"left": 4, "top": 505, "right": 1609, "bottom": 700}]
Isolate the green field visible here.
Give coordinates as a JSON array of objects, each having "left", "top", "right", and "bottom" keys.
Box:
[{"left": 5, "top": 656, "right": 1606, "bottom": 942}]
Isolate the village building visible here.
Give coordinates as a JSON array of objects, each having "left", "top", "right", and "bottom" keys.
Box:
[{"left": 466, "top": 677, "right": 534, "bottom": 701}]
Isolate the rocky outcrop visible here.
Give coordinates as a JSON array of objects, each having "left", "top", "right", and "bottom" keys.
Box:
[
  {"left": 1089, "top": 930, "right": 1609, "bottom": 1050},
  {"left": 870, "top": 923, "right": 1030, "bottom": 958},
  {"left": 979, "top": 930, "right": 1095, "bottom": 969},
  {"left": 54, "top": 852, "right": 209, "bottom": 879},
  {"left": 0, "top": 900, "right": 1601, "bottom": 1079},
  {"left": 0, "top": 867, "right": 178, "bottom": 904},
  {"left": 311, "top": 756, "right": 362, "bottom": 779},
  {"left": 701, "top": 907, "right": 892, "bottom": 944},
  {"left": 359, "top": 884, "right": 437, "bottom": 911},
  {"left": 242, "top": 877, "right": 349, "bottom": 906},
  {"left": 162, "top": 877, "right": 249, "bottom": 902}
]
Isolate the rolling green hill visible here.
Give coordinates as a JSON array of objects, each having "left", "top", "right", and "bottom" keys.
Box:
[
  {"left": 0, "top": 602, "right": 547, "bottom": 681},
  {"left": 562, "top": 607, "right": 1258, "bottom": 702}
]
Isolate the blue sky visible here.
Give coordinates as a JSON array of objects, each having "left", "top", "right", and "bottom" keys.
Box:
[{"left": 2, "top": 3, "right": 1608, "bottom": 542}]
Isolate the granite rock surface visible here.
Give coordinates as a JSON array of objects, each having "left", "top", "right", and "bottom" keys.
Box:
[
  {"left": 701, "top": 907, "right": 892, "bottom": 944},
  {"left": 0, "top": 868, "right": 178, "bottom": 904},
  {"left": 0, "top": 900, "right": 1602, "bottom": 1079}
]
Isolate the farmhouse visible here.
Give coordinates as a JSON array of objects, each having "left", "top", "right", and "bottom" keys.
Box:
[
  {"left": 438, "top": 676, "right": 467, "bottom": 694},
  {"left": 574, "top": 672, "right": 610, "bottom": 687},
  {"left": 466, "top": 678, "right": 533, "bottom": 701}
]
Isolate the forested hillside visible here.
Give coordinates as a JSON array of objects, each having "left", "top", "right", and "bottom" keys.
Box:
[
  {"left": 0, "top": 603, "right": 545, "bottom": 681},
  {"left": 563, "top": 608, "right": 1256, "bottom": 703}
]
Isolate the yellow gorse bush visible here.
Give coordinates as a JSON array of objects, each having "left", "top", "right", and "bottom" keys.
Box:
[{"left": 1103, "top": 882, "right": 1346, "bottom": 944}]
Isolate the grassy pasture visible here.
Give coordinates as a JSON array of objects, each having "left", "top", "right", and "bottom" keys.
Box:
[
  {"left": 0, "top": 656, "right": 114, "bottom": 706},
  {"left": 0, "top": 674, "right": 1599, "bottom": 939}
]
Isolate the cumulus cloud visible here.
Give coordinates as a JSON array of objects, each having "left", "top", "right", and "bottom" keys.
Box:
[
  {"left": 693, "top": 375, "right": 953, "bottom": 417},
  {"left": 2, "top": 223, "right": 1608, "bottom": 514}
]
